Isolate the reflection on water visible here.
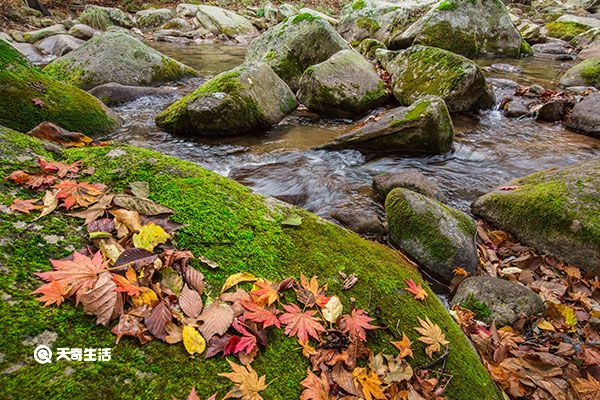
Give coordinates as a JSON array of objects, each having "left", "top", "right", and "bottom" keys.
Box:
[
  {"left": 476, "top": 56, "right": 574, "bottom": 89},
  {"left": 108, "top": 44, "right": 600, "bottom": 219}
]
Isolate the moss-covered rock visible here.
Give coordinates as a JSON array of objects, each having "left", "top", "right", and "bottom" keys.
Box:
[
  {"left": 245, "top": 13, "right": 350, "bottom": 91},
  {"left": 156, "top": 62, "right": 297, "bottom": 136},
  {"left": 78, "top": 5, "right": 134, "bottom": 30},
  {"left": 472, "top": 160, "right": 600, "bottom": 276},
  {"left": 43, "top": 32, "right": 197, "bottom": 90},
  {"left": 565, "top": 92, "right": 600, "bottom": 137},
  {"left": 195, "top": 5, "right": 258, "bottom": 37},
  {"left": 296, "top": 49, "right": 388, "bottom": 118},
  {"left": 559, "top": 57, "right": 600, "bottom": 89},
  {"left": 398, "top": 0, "right": 522, "bottom": 58},
  {"left": 377, "top": 45, "right": 494, "bottom": 112},
  {"left": 357, "top": 38, "right": 387, "bottom": 59},
  {"left": 22, "top": 24, "right": 67, "bottom": 44},
  {"left": 0, "top": 128, "right": 502, "bottom": 400},
  {"left": 545, "top": 21, "right": 591, "bottom": 41},
  {"left": 0, "top": 40, "right": 118, "bottom": 135},
  {"left": 386, "top": 187, "right": 478, "bottom": 283},
  {"left": 318, "top": 95, "right": 454, "bottom": 154},
  {"left": 135, "top": 8, "right": 174, "bottom": 29}
]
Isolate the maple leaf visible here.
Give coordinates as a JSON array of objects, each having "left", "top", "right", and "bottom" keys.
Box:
[
  {"left": 250, "top": 279, "right": 279, "bottom": 306},
  {"left": 35, "top": 251, "right": 107, "bottom": 303},
  {"left": 112, "top": 267, "right": 147, "bottom": 297},
  {"left": 298, "top": 340, "right": 317, "bottom": 357},
  {"left": 296, "top": 273, "right": 329, "bottom": 308},
  {"left": 219, "top": 359, "right": 268, "bottom": 400},
  {"left": 279, "top": 303, "right": 325, "bottom": 343},
  {"left": 404, "top": 278, "right": 428, "bottom": 301},
  {"left": 10, "top": 198, "right": 42, "bottom": 214},
  {"left": 31, "top": 279, "right": 69, "bottom": 306},
  {"left": 300, "top": 369, "right": 330, "bottom": 400},
  {"left": 453, "top": 267, "right": 470, "bottom": 277},
  {"left": 340, "top": 309, "right": 376, "bottom": 342},
  {"left": 37, "top": 158, "right": 81, "bottom": 178},
  {"left": 35, "top": 189, "right": 59, "bottom": 220},
  {"left": 53, "top": 180, "right": 106, "bottom": 209},
  {"left": 415, "top": 317, "right": 449, "bottom": 358},
  {"left": 574, "top": 373, "right": 600, "bottom": 400},
  {"left": 224, "top": 319, "right": 258, "bottom": 355},
  {"left": 241, "top": 300, "right": 281, "bottom": 328},
  {"left": 6, "top": 170, "right": 55, "bottom": 189},
  {"left": 111, "top": 312, "right": 152, "bottom": 344},
  {"left": 133, "top": 222, "right": 170, "bottom": 251},
  {"left": 352, "top": 367, "right": 386, "bottom": 400},
  {"left": 391, "top": 333, "right": 414, "bottom": 359}
]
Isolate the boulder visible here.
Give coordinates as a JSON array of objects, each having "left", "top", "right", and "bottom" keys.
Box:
[
  {"left": 358, "top": 38, "right": 387, "bottom": 59},
  {"left": 35, "top": 34, "right": 84, "bottom": 58},
  {"left": 386, "top": 187, "right": 478, "bottom": 283},
  {"left": 535, "top": 98, "right": 572, "bottom": 122},
  {"left": 397, "top": 0, "right": 523, "bottom": 58},
  {"left": 519, "top": 21, "right": 543, "bottom": 44},
  {"left": 298, "top": 7, "right": 339, "bottom": 26},
  {"left": 377, "top": 45, "right": 494, "bottom": 112},
  {"left": 451, "top": 277, "right": 544, "bottom": 325},
  {"left": 43, "top": 32, "right": 197, "bottom": 90},
  {"left": 67, "top": 23, "right": 99, "bottom": 40},
  {"left": 337, "top": 0, "right": 437, "bottom": 49},
  {"left": 373, "top": 169, "right": 446, "bottom": 202},
  {"left": 22, "top": 24, "right": 66, "bottom": 43},
  {"left": 545, "top": 16, "right": 600, "bottom": 41},
  {"left": 472, "top": 160, "right": 600, "bottom": 276},
  {"left": 296, "top": 49, "right": 388, "bottom": 118},
  {"left": 155, "top": 62, "right": 298, "bottom": 136},
  {"left": 565, "top": 92, "right": 600, "bottom": 136},
  {"left": 78, "top": 6, "right": 134, "bottom": 30},
  {"left": 135, "top": 8, "right": 174, "bottom": 29},
  {"left": 560, "top": 57, "right": 600, "bottom": 89},
  {"left": 0, "top": 40, "right": 118, "bottom": 135},
  {"left": 565, "top": 0, "right": 600, "bottom": 12},
  {"left": 330, "top": 207, "right": 387, "bottom": 238},
  {"left": 176, "top": 3, "right": 200, "bottom": 17},
  {"left": 8, "top": 41, "right": 49, "bottom": 65},
  {"left": 195, "top": 5, "right": 258, "bottom": 37},
  {"left": 245, "top": 13, "right": 351, "bottom": 91},
  {"left": 318, "top": 96, "right": 454, "bottom": 155},
  {"left": 88, "top": 82, "right": 176, "bottom": 106},
  {"left": 161, "top": 17, "right": 194, "bottom": 31}
]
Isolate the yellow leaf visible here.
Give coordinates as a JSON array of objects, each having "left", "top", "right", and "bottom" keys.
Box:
[
  {"left": 221, "top": 272, "right": 257, "bottom": 293},
  {"left": 415, "top": 316, "right": 449, "bottom": 358},
  {"left": 546, "top": 303, "right": 577, "bottom": 332},
  {"left": 219, "top": 359, "right": 268, "bottom": 400},
  {"left": 391, "top": 333, "right": 413, "bottom": 359},
  {"left": 133, "top": 223, "right": 170, "bottom": 251},
  {"left": 536, "top": 319, "right": 555, "bottom": 332},
  {"left": 352, "top": 367, "right": 386, "bottom": 400},
  {"left": 182, "top": 325, "right": 206, "bottom": 355},
  {"left": 323, "top": 295, "right": 343, "bottom": 323},
  {"left": 131, "top": 288, "right": 159, "bottom": 307}
]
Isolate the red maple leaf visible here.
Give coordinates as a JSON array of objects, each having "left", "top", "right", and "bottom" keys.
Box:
[
  {"left": 250, "top": 279, "right": 279, "bottom": 306},
  {"left": 32, "top": 279, "right": 69, "bottom": 306},
  {"left": 37, "top": 158, "right": 81, "bottom": 178},
  {"left": 404, "top": 278, "right": 428, "bottom": 301},
  {"left": 224, "top": 319, "right": 258, "bottom": 355},
  {"left": 241, "top": 299, "right": 281, "bottom": 328},
  {"left": 10, "top": 198, "right": 42, "bottom": 214},
  {"left": 340, "top": 309, "right": 376, "bottom": 342},
  {"left": 53, "top": 180, "right": 106, "bottom": 209},
  {"left": 6, "top": 170, "right": 56, "bottom": 189},
  {"left": 279, "top": 303, "right": 325, "bottom": 342}
]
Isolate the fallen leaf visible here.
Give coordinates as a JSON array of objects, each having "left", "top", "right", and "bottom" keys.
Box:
[
  {"left": 6, "top": 170, "right": 55, "bottom": 189},
  {"left": 296, "top": 273, "right": 329, "bottom": 308},
  {"left": 404, "top": 278, "right": 428, "bottom": 301},
  {"left": 219, "top": 359, "right": 268, "bottom": 400},
  {"left": 31, "top": 279, "right": 69, "bottom": 306},
  {"left": 241, "top": 300, "right": 281, "bottom": 328},
  {"left": 341, "top": 309, "right": 376, "bottom": 342},
  {"left": 221, "top": 272, "right": 257, "bottom": 294},
  {"left": 112, "top": 194, "right": 173, "bottom": 215},
  {"left": 574, "top": 373, "right": 600, "bottom": 400},
  {"left": 179, "top": 284, "right": 203, "bottom": 319},
  {"left": 282, "top": 214, "right": 302, "bottom": 226},
  {"left": 182, "top": 325, "right": 206, "bottom": 356},
  {"left": 391, "top": 333, "right": 414, "bottom": 359},
  {"left": 300, "top": 369, "right": 330, "bottom": 400},
  {"left": 129, "top": 181, "right": 150, "bottom": 198},
  {"left": 279, "top": 303, "right": 325, "bottom": 342},
  {"left": 54, "top": 180, "right": 106, "bottom": 210},
  {"left": 28, "top": 122, "right": 94, "bottom": 148},
  {"left": 37, "top": 158, "right": 80, "bottom": 178},
  {"left": 69, "top": 194, "right": 114, "bottom": 224},
  {"left": 10, "top": 198, "right": 42, "bottom": 214},
  {"left": 415, "top": 317, "right": 449, "bottom": 358},
  {"left": 144, "top": 301, "right": 172, "bottom": 340},
  {"left": 81, "top": 272, "right": 119, "bottom": 326},
  {"left": 197, "top": 299, "right": 234, "bottom": 341},
  {"left": 114, "top": 248, "right": 157, "bottom": 272},
  {"left": 352, "top": 367, "right": 386, "bottom": 400},
  {"left": 323, "top": 295, "right": 343, "bottom": 323},
  {"left": 34, "top": 189, "right": 59, "bottom": 220},
  {"left": 112, "top": 313, "right": 152, "bottom": 344},
  {"left": 113, "top": 267, "right": 147, "bottom": 297},
  {"left": 110, "top": 209, "right": 142, "bottom": 234},
  {"left": 133, "top": 223, "right": 170, "bottom": 251},
  {"left": 250, "top": 279, "right": 279, "bottom": 306}
]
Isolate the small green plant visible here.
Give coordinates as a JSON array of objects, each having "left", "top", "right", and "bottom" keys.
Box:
[
  {"left": 79, "top": 8, "right": 111, "bottom": 31},
  {"left": 461, "top": 293, "right": 492, "bottom": 320}
]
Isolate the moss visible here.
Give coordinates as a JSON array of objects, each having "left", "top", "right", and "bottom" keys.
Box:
[
  {"left": 416, "top": 20, "right": 480, "bottom": 58},
  {"left": 388, "top": 98, "right": 432, "bottom": 127},
  {"left": 520, "top": 40, "right": 533, "bottom": 57},
  {"left": 578, "top": 58, "right": 600, "bottom": 87},
  {"left": 291, "top": 12, "right": 319, "bottom": 24},
  {"left": 351, "top": 0, "right": 367, "bottom": 10},
  {"left": 0, "top": 41, "right": 117, "bottom": 136},
  {"left": 42, "top": 59, "right": 89, "bottom": 88},
  {"left": 437, "top": 0, "right": 458, "bottom": 11},
  {"left": 0, "top": 129, "right": 502, "bottom": 400},
  {"left": 78, "top": 8, "right": 112, "bottom": 30},
  {"left": 461, "top": 294, "right": 493, "bottom": 320},
  {"left": 356, "top": 17, "right": 381, "bottom": 35},
  {"left": 545, "top": 21, "right": 590, "bottom": 41},
  {"left": 151, "top": 57, "right": 198, "bottom": 83}
]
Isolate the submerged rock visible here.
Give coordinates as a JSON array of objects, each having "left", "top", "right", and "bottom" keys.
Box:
[
  {"left": 472, "top": 160, "right": 600, "bottom": 276},
  {"left": 377, "top": 45, "right": 494, "bottom": 112},
  {"left": 245, "top": 12, "right": 351, "bottom": 91},
  {"left": 296, "top": 49, "right": 388, "bottom": 118},
  {"left": 452, "top": 277, "right": 544, "bottom": 325},
  {"left": 565, "top": 92, "right": 600, "bottom": 137},
  {"left": 373, "top": 169, "right": 446, "bottom": 202},
  {"left": 43, "top": 32, "right": 197, "bottom": 90},
  {"left": 195, "top": 5, "right": 258, "bottom": 37},
  {"left": 319, "top": 96, "right": 454, "bottom": 155},
  {"left": 88, "top": 82, "right": 176, "bottom": 106},
  {"left": 155, "top": 62, "right": 298, "bottom": 136},
  {"left": 386, "top": 188, "right": 478, "bottom": 283},
  {"left": 0, "top": 40, "right": 118, "bottom": 135},
  {"left": 560, "top": 57, "right": 600, "bottom": 89}
]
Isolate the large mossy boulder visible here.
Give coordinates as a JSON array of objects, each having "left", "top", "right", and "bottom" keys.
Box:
[
  {"left": 397, "top": 0, "right": 523, "bottom": 58},
  {"left": 318, "top": 95, "right": 454, "bottom": 154},
  {"left": 0, "top": 127, "right": 502, "bottom": 400},
  {"left": 296, "top": 49, "right": 388, "bottom": 118},
  {"left": 377, "top": 45, "right": 494, "bottom": 112},
  {"left": 472, "top": 160, "right": 600, "bottom": 276},
  {"left": 43, "top": 32, "right": 197, "bottom": 90},
  {"left": 559, "top": 57, "right": 600, "bottom": 89},
  {"left": 0, "top": 40, "right": 118, "bottom": 135},
  {"left": 135, "top": 8, "right": 175, "bottom": 29},
  {"left": 195, "top": 5, "right": 258, "bottom": 37},
  {"left": 245, "top": 12, "right": 351, "bottom": 91},
  {"left": 155, "top": 62, "right": 297, "bottom": 136},
  {"left": 386, "top": 188, "right": 478, "bottom": 283}
]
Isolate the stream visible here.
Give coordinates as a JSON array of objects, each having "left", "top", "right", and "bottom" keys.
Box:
[{"left": 105, "top": 42, "right": 600, "bottom": 222}]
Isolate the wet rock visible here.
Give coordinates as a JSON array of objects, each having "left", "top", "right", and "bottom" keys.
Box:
[
  {"left": 156, "top": 62, "right": 298, "bottom": 136},
  {"left": 372, "top": 169, "right": 446, "bottom": 202},
  {"left": 195, "top": 5, "right": 258, "bottom": 37},
  {"left": 67, "top": 23, "right": 99, "bottom": 40},
  {"left": 22, "top": 24, "right": 66, "bottom": 43},
  {"left": 377, "top": 45, "right": 494, "bottom": 112},
  {"left": 488, "top": 77, "right": 520, "bottom": 101},
  {"left": 43, "top": 32, "right": 197, "bottom": 90},
  {"left": 136, "top": 8, "right": 174, "bottom": 29},
  {"left": 503, "top": 99, "right": 531, "bottom": 118},
  {"left": 519, "top": 21, "right": 544, "bottom": 44},
  {"left": 398, "top": 0, "right": 523, "bottom": 58},
  {"left": 386, "top": 188, "right": 478, "bottom": 283},
  {"left": 0, "top": 32, "right": 14, "bottom": 42},
  {"left": 246, "top": 13, "right": 350, "bottom": 91},
  {"left": 319, "top": 96, "right": 454, "bottom": 155},
  {"left": 9, "top": 41, "right": 48, "bottom": 65},
  {"left": 472, "top": 159, "right": 600, "bottom": 276},
  {"left": 451, "top": 277, "right": 544, "bottom": 325},
  {"left": 331, "top": 207, "right": 387, "bottom": 239},
  {"left": 487, "top": 63, "right": 523, "bottom": 74},
  {"left": 532, "top": 41, "right": 573, "bottom": 56},
  {"left": 545, "top": 16, "right": 600, "bottom": 41},
  {"left": 88, "top": 83, "right": 176, "bottom": 106},
  {"left": 534, "top": 98, "right": 572, "bottom": 122},
  {"left": 78, "top": 6, "right": 134, "bottom": 30},
  {"left": 560, "top": 57, "right": 600, "bottom": 89},
  {"left": 578, "top": 44, "right": 600, "bottom": 60},
  {"left": 35, "top": 34, "right": 84, "bottom": 58},
  {"left": 565, "top": 92, "right": 600, "bottom": 137},
  {"left": 297, "top": 50, "right": 388, "bottom": 118},
  {"left": 161, "top": 17, "right": 194, "bottom": 32}
]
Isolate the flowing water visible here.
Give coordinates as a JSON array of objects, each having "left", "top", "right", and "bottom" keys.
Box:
[{"left": 106, "top": 42, "right": 600, "bottom": 222}]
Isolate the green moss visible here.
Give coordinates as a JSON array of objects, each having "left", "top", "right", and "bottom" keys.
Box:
[
  {"left": 389, "top": 98, "right": 431, "bottom": 127},
  {"left": 79, "top": 8, "right": 112, "bottom": 30},
  {"left": 545, "top": 21, "right": 590, "bottom": 41},
  {"left": 437, "top": 0, "right": 458, "bottom": 11},
  {"left": 520, "top": 40, "right": 533, "bottom": 57},
  {"left": 0, "top": 41, "right": 117, "bottom": 135},
  {"left": 578, "top": 58, "right": 600, "bottom": 87},
  {"left": 461, "top": 294, "right": 492, "bottom": 320},
  {"left": 416, "top": 20, "right": 480, "bottom": 58},
  {"left": 0, "top": 129, "right": 502, "bottom": 400},
  {"left": 351, "top": 0, "right": 367, "bottom": 10},
  {"left": 291, "top": 12, "right": 319, "bottom": 24},
  {"left": 151, "top": 57, "right": 198, "bottom": 83},
  {"left": 356, "top": 16, "right": 380, "bottom": 35}
]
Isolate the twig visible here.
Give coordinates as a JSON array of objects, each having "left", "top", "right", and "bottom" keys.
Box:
[{"left": 419, "top": 345, "right": 450, "bottom": 370}]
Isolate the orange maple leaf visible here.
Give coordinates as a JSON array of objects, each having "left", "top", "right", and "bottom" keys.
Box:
[
  {"left": 404, "top": 278, "right": 428, "bottom": 301},
  {"left": 391, "top": 333, "right": 414, "bottom": 359},
  {"left": 54, "top": 180, "right": 106, "bottom": 209},
  {"left": 32, "top": 279, "right": 69, "bottom": 306}
]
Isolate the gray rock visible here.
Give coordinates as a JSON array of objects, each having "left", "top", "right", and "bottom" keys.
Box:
[
  {"left": 8, "top": 41, "right": 49, "bottom": 65},
  {"left": 88, "top": 82, "right": 176, "bottom": 106},
  {"left": 195, "top": 5, "right": 258, "bottom": 37},
  {"left": 68, "top": 23, "right": 99, "bottom": 40},
  {"left": 298, "top": 7, "right": 339, "bottom": 26},
  {"left": 136, "top": 8, "right": 174, "bottom": 29},
  {"left": 488, "top": 63, "right": 523, "bottom": 74},
  {"left": 565, "top": 0, "right": 600, "bottom": 12},
  {"left": 556, "top": 14, "right": 600, "bottom": 30},
  {"left": 246, "top": 13, "right": 350, "bottom": 91},
  {"left": 297, "top": 50, "right": 388, "bottom": 118},
  {"left": 0, "top": 32, "right": 13, "bottom": 42},
  {"left": 35, "top": 34, "right": 84, "bottom": 58},
  {"left": 560, "top": 57, "right": 600, "bottom": 89},
  {"left": 535, "top": 98, "right": 572, "bottom": 122},
  {"left": 358, "top": 38, "right": 387, "bottom": 60},
  {"left": 386, "top": 188, "right": 478, "bottom": 283},
  {"left": 565, "top": 92, "right": 600, "bottom": 136},
  {"left": 451, "top": 277, "right": 544, "bottom": 325},
  {"left": 318, "top": 96, "right": 454, "bottom": 155},
  {"left": 373, "top": 169, "right": 446, "bottom": 202},
  {"left": 331, "top": 207, "right": 387, "bottom": 238},
  {"left": 161, "top": 17, "right": 194, "bottom": 32},
  {"left": 155, "top": 62, "right": 298, "bottom": 136},
  {"left": 43, "top": 32, "right": 197, "bottom": 90},
  {"left": 377, "top": 45, "right": 494, "bottom": 112},
  {"left": 79, "top": 6, "right": 134, "bottom": 30},
  {"left": 503, "top": 99, "right": 531, "bottom": 118},
  {"left": 22, "top": 330, "right": 58, "bottom": 347},
  {"left": 519, "top": 21, "right": 543, "bottom": 44},
  {"left": 176, "top": 3, "right": 200, "bottom": 17},
  {"left": 22, "top": 24, "right": 67, "bottom": 43}
]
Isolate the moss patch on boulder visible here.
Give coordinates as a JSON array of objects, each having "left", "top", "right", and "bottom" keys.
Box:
[{"left": 545, "top": 21, "right": 592, "bottom": 41}]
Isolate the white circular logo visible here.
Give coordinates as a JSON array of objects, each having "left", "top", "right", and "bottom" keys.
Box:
[{"left": 33, "top": 345, "right": 52, "bottom": 364}]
